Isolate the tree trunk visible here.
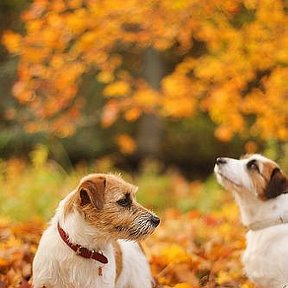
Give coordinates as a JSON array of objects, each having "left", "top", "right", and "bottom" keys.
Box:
[{"left": 137, "top": 48, "right": 164, "bottom": 160}]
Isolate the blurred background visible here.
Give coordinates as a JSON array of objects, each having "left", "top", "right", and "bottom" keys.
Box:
[
  {"left": 0, "top": 0, "right": 288, "bottom": 220},
  {"left": 0, "top": 1, "right": 288, "bottom": 287}
]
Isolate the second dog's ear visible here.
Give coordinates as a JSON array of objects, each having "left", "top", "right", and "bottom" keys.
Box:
[
  {"left": 265, "top": 169, "right": 288, "bottom": 199},
  {"left": 78, "top": 177, "right": 106, "bottom": 209}
]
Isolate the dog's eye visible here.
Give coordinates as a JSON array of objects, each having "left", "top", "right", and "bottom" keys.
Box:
[
  {"left": 116, "top": 197, "right": 131, "bottom": 207},
  {"left": 247, "top": 160, "right": 259, "bottom": 171}
]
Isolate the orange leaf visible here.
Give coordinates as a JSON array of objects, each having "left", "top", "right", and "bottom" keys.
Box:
[{"left": 116, "top": 134, "right": 136, "bottom": 155}]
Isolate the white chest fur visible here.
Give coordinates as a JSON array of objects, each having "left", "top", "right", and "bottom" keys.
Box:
[
  {"left": 243, "top": 226, "right": 288, "bottom": 288},
  {"left": 33, "top": 224, "right": 116, "bottom": 288}
]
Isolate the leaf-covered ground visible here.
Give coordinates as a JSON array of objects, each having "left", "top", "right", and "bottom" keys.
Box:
[
  {"left": 0, "top": 156, "right": 255, "bottom": 287},
  {"left": 0, "top": 204, "right": 255, "bottom": 288}
]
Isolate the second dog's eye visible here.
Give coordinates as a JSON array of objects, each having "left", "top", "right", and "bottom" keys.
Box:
[
  {"left": 116, "top": 196, "right": 131, "bottom": 207},
  {"left": 247, "top": 160, "right": 259, "bottom": 172}
]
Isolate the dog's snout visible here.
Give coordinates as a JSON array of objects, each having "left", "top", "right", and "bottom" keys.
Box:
[
  {"left": 216, "top": 157, "right": 227, "bottom": 165},
  {"left": 150, "top": 215, "right": 160, "bottom": 227}
]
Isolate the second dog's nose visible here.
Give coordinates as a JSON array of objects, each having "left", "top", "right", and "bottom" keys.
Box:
[
  {"left": 150, "top": 215, "right": 160, "bottom": 227},
  {"left": 216, "top": 157, "right": 227, "bottom": 165}
]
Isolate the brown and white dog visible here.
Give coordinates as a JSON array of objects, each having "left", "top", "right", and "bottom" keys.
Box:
[
  {"left": 32, "top": 173, "right": 160, "bottom": 288},
  {"left": 214, "top": 154, "right": 288, "bottom": 288}
]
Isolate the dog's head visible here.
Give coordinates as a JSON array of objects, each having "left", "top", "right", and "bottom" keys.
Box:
[
  {"left": 65, "top": 173, "right": 160, "bottom": 241},
  {"left": 214, "top": 154, "right": 288, "bottom": 200}
]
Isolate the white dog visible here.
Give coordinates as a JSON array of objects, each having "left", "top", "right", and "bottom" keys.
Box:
[
  {"left": 33, "top": 173, "right": 160, "bottom": 288},
  {"left": 214, "top": 154, "right": 288, "bottom": 288}
]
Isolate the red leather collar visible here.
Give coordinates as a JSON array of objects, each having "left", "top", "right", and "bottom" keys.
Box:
[{"left": 57, "top": 222, "right": 108, "bottom": 264}]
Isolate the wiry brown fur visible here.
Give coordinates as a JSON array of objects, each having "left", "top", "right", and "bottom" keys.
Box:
[
  {"left": 65, "top": 174, "right": 156, "bottom": 241},
  {"left": 62, "top": 173, "right": 158, "bottom": 283},
  {"left": 246, "top": 158, "right": 288, "bottom": 200},
  {"left": 112, "top": 241, "right": 122, "bottom": 280},
  {"left": 265, "top": 168, "right": 288, "bottom": 199},
  {"left": 250, "top": 161, "right": 278, "bottom": 199}
]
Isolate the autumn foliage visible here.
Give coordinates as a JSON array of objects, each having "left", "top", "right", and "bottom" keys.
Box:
[
  {"left": 0, "top": 207, "right": 255, "bottom": 288},
  {"left": 2, "top": 0, "right": 288, "bottom": 141},
  {"left": 0, "top": 154, "right": 257, "bottom": 288},
  {"left": 1, "top": 1, "right": 287, "bottom": 286}
]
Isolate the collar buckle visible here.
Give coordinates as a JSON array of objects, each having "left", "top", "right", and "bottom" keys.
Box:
[{"left": 76, "top": 246, "right": 83, "bottom": 255}]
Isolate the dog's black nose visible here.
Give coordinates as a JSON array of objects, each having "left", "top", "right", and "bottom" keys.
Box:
[
  {"left": 216, "top": 157, "right": 227, "bottom": 165},
  {"left": 150, "top": 215, "right": 160, "bottom": 227}
]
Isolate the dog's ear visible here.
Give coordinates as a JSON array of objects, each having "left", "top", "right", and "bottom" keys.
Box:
[
  {"left": 78, "top": 176, "right": 106, "bottom": 209},
  {"left": 265, "top": 168, "right": 288, "bottom": 199}
]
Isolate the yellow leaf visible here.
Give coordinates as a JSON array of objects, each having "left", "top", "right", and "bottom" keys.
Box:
[
  {"left": 216, "top": 270, "right": 242, "bottom": 285},
  {"left": 2, "top": 31, "right": 22, "bottom": 54},
  {"left": 97, "top": 71, "right": 115, "bottom": 83},
  {"left": 124, "top": 107, "right": 141, "bottom": 121},
  {"left": 244, "top": 141, "right": 258, "bottom": 154},
  {"left": 103, "top": 81, "right": 131, "bottom": 97},
  {"left": 30, "top": 144, "right": 49, "bottom": 168},
  {"left": 116, "top": 134, "right": 136, "bottom": 155},
  {"left": 161, "top": 244, "right": 190, "bottom": 264},
  {"left": 173, "top": 283, "right": 193, "bottom": 288},
  {"left": 214, "top": 126, "right": 233, "bottom": 142}
]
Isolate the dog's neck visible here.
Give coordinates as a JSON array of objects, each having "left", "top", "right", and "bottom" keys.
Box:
[
  {"left": 53, "top": 194, "right": 113, "bottom": 251},
  {"left": 233, "top": 191, "right": 288, "bottom": 229}
]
